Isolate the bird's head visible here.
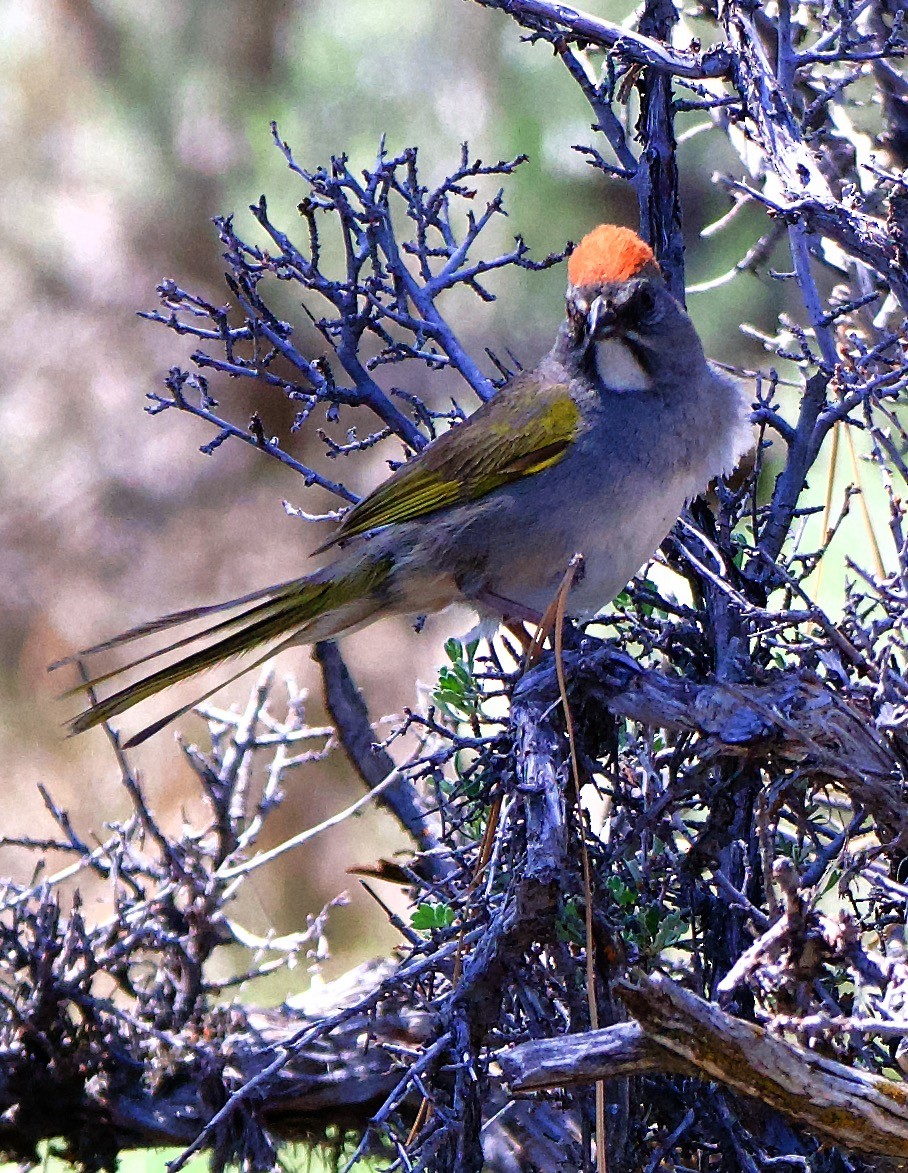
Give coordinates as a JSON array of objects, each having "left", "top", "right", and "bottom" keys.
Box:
[{"left": 563, "top": 225, "right": 694, "bottom": 390}]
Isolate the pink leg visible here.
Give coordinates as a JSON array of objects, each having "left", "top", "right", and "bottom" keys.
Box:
[{"left": 474, "top": 588, "right": 543, "bottom": 625}]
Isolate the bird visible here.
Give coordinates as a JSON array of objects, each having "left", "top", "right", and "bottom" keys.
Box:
[{"left": 53, "top": 224, "right": 752, "bottom": 747}]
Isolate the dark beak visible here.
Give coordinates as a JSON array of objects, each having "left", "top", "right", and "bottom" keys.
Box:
[{"left": 589, "top": 295, "right": 617, "bottom": 339}]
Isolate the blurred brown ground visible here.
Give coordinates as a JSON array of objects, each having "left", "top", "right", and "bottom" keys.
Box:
[{"left": 0, "top": 0, "right": 777, "bottom": 995}]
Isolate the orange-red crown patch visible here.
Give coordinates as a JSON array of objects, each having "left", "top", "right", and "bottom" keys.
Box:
[{"left": 567, "top": 224, "right": 655, "bottom": 288}]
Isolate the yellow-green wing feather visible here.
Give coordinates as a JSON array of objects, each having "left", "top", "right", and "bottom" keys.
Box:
[{"left": 321, "top": 378, "right": 580, "bottom": 549}]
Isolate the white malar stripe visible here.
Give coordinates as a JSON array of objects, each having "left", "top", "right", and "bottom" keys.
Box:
[{"left": 595, "top": 338, "right": 653, "bottom": 392}]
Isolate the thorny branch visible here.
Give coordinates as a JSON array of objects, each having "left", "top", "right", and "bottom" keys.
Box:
[
  {"left": 140, "top": 137, "right": 566, "bottom": 494},
  {"left": 4, "top": 0, "right": 908, "bottom": 1170}
]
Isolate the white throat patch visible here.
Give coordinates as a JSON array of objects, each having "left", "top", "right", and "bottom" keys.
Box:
[{"left": 595, "top": 338, "right": 653, "bottom": 393}]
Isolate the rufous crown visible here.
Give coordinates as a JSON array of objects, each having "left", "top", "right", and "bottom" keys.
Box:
[{"left": 567, "top": 225, "right": 655, "bottom": 288}]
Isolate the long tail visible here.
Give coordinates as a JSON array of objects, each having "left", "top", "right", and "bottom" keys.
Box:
[{"left": 52, "top": 553, "right": 393, "bottom": 746}]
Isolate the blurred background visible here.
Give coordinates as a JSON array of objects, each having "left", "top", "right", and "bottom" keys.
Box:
[{"left": 0, "top": 0, "right": 826, "bottom": 991}]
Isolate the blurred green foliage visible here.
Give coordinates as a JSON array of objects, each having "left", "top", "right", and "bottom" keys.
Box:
[{"left": 0, "top": 1140, "right": 379, "bottom": 1172}]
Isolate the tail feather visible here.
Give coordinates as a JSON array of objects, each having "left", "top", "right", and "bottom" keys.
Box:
[
  {"left": 121, "top": 636, "right": 300, "bottom": 749},
  {"left": 68, "top": 591, "right": 323, "bottom": 735},
  {"left": 57, "top": 579, "right": 316, "bottom": 700},
  {"left": 48, "top": 580, "right": 294, "bottom": 669},
  {"left": 62, "top": 552, "right": 394, "bottom": 739}
]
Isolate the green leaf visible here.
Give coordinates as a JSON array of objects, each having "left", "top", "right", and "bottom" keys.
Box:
[
  {"left": 555, "top": 898, "right": 586, "bottom": 944},
  {"left": 606, "top": 875, "right": 637, "bottom": 907},
  {"left": 652, "top": 910, "right": 687, "bottom": 952},
  {"left": 411, "top": 902, "right": 456, "bottom": 931},
  {"left": 433, "top": 638, "right": 482, "bottom": 721}
]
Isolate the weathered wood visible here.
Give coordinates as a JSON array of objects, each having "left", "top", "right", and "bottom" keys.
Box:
[
  {"left": 471, "top": 0, "right": 732, "bottom": 78},
  {"left": 501, "top": 972, "right": 908, "bottom": 1158},
  {"left": 498, "top": 1019, "right": 680, "bottom": 1088},
  {"left": 514, "top": 642, "right": 904, "bottom": 841}
]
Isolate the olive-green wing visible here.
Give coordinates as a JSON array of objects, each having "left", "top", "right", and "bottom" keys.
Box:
[{"left": 319, "top": 378, "right": 581, "bottom": 550}]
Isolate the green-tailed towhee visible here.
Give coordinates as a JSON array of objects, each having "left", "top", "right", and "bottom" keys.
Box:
[{"left": 55, "top": 225, "right": 752, "bottom": 745}]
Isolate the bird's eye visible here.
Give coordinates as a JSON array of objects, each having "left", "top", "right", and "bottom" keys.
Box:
[{"left": 635, "top": 286, "right": 657, "bottom": 321}]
